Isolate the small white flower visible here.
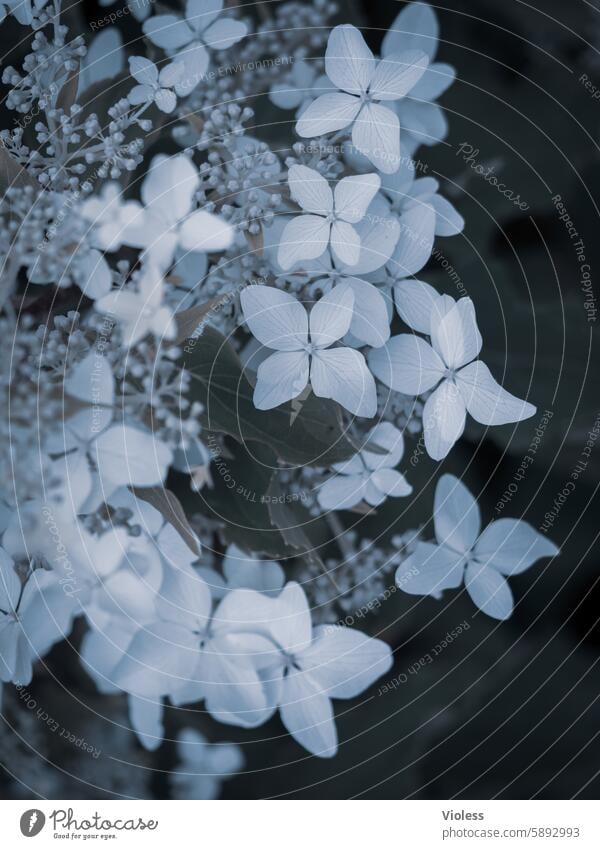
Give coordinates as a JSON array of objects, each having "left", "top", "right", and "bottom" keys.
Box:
[
  {"left": 143, "top": 0, "right": 247, "bottom": 97},
  {"left": 369, "top": 292, "right": 536, "bottom": 459},
  {"left": 395, "top": 474, "right": 559, "bottom": 619},
  {"left": 241, "top": 284, "right": 377, "bottom": 418},
  {"left": 318, "top": 422, "right": 412, "bottom": 510},
  {"left": 119, "top": 153, "right": 233, "bottom": 269},
  {"left": 223, "top": 582, "right": 393, "bottom": 758},
  {"left": 296, "top": 24, "right": 429, "bottom": 173},
  {"left": 128, "top": 56, "right": 184, "bottom": 114},
  {"left": 278, "top": 165, "right": 381, "bottom": 269},
  {"left": 95, "top": 262, "right": 177, "bottom": 347}
]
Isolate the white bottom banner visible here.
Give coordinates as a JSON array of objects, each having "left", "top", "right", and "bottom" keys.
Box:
[{"left": 0, "top": 800, "right": 597, "bottom": 848}]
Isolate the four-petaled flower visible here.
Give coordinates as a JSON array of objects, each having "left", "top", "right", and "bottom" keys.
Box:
[
  {"left": 296, "top": 24, "right": 429, "bottom": 173},
  {"left": 395, "top": 474, "right": 559, "bottom": 619},
  {"left": 240, "top": 284, "right": 377, "bottom": 417},
  {"left": 143, "top": 0, "right": 247, "bottom": 97},
  {"left": 318, "top": 422, "right": 412, "bottom": 510},
  {"left": 369, "top": 292, "right": 536, "bottom": 459},
  {"left": 278, "top": 165, "right": 380, "bottom": 270},
  {"left": 128, "top": 56, "right": 184, "bottom": 114}
]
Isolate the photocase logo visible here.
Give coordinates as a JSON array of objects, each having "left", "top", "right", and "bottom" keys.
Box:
[{"left": 20, "top": 810, "right": 46, "bottom": 837}]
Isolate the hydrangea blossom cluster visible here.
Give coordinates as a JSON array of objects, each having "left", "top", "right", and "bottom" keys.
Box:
[{"left": 0, "top": 0, "right": 558, "bottom": 797}]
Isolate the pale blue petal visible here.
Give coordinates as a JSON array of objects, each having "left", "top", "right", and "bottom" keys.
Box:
[
  {"left": 368, "top": 334, "right": 444, "bottom": 394},
  {"left": 382, "top": 2, "right": 439, "bottom": 61},
  {"left": 352, "top": 102, "right": 400, "bottom": 174},
  {"left": 288, "top": 165, "right": 333, "bottom": 215},
  {"left": 434, "top": 473, "right": 481, "bottom": 554},
  {"left": 369, "top": 50, "right": 429, "bottom": 101},
  {"left": 325, "top": 24, "right": 375, "bottom": 95},
  {"left": 310, "top": 284, "right": 354, "bottom": 347},
  {"left": 430, "top": 297, "right": 482, "bottom": 370},
  {"left": 456, "top": 360, "right": 536, "bottom": 425},
  {"left": 395, "top": 541, "right": 464, "bottom": 597},
  {"left": 311, "top": 348, "right": 377, "bottom": 418},
  {"left": 423, "top": 379, "right": 467, "bottom": 460},
  {"left": 300, "top": 625, "right": 393, "bottom": 699},
  {"left": 465, "top": 561, "right": 513, "bottom": 620},
  {"left": 296, "top": 91, "right": 361, "bottom": 137},
  {"left": 254, "top": 351, "right": 309, "bottom": 410},
  {"left": 474, "top": 519, "right": 559, "bottom": 575}
]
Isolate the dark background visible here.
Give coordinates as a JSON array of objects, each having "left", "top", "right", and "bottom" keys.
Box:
[{"left": 1, "top": 0, "right": 600, "bottom": 799}]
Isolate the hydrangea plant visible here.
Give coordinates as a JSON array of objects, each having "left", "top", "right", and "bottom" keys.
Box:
[{"left": 0, "top": 0, "right": 558, "bottom": 797}]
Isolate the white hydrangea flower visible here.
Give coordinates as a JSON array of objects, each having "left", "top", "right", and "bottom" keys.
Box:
[
  {"left": 240, "top": 284, "right": 377, "bottom": 417},
  {"left": 296, "top": 25, "right": 429, "bottom": 173},
  {"left": 220, "top": 582, "right": 393, "bottom": 757},
  {"left": 395, "top": 474, "right": 559, "bottom": 619},
  {"left": 127, "top": 56, "right": 184, "bottom": 114},
  {"left": 318, "top": 422, "right": 412, "bottom": 510},
  {"left": 369, "top": 292, "right": 536, "bottom": 459},
  {"left": 118, "top": 154, "right": 233, "bottom": 269},
  {"left": 95, "top": 262, "right": 177, "bottom": 347},
  {"left": 278, "top": 165, "right": 381, "bottom": 269},
  {"left": 143, "top": 0, "right": 247, "bottom": 97}
]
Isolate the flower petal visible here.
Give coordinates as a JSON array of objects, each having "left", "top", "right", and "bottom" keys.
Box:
[
  {"left": 325, "top": 24, "right": 375, "bottom": 95},
  {"left": 288, "top": 165, "right": 333, "bottom": 215},
  {"left": 143, "top": 14, "right": 193, "bottom": 50},
  {"left": 474, "top": 519, "right": 559, "bottom": 576},
  {"left": 456, "top": 360, "right": 536, "bottom": 425},
  {"left": 351, "top": 102, "right": 401, "bottom": 174},
  {"left": 141, "top": 154, "right": 199, "bottom": 225},
  {"left": 203, "top": 16, "right": 247, "bottom": 49},
  {"left": 311, "top": 348, "right": 377, "bottom": 418},
  {"left": 370, "top": 468, "right": 412, "bottom": 497},
  {"left": 317, "top": 472, "right": 367, "bottom": 511},
  {"left": 280, "top": 668, "right": 338, "bottom": 758},
  {"left": 433, "top": 473, "right": 480, "bottom": 554},
  {"left": 93, "top": 424, "right": 173, "bottom": 488},
  {"left": 464, "top": 562, "right": 513, "bottom": 620},
  {"left": 174, "top": 42, "right": 210, "bottom": 96},
  {"left": 381, "top": 2, "right": 439, "bottom": 61},
  {"left": 128, "top": 55, "right": 158, "bottom": 85},
  {"left": 409, "top": 62, "right": 455, "bottom": 101},
  {"left": 154, "top": 88, "right": 177, "bottom": 113},
  {"left": 300, "top": 625, "right": 393, "bottom": 699},
  {"left": 277, "top": 215, "right": 330, "bottom": 270},
  {"left": 309, "top": 284, "right": 354, "bottom": 347},
  {"left": 295, "top": 91, "right": 361, "bottom": 137},
  {"left": 395, "top": 541, "right": 464, "bottom": 598},
  {"left": 128, "top": 694, "right": 164, "bottom": 751},
  {"left": 394, "top": 278, "right": 447, "bottom": 333},
  {"left": 330, "top": 220, "right": 361, "bottom": 267},
  {"left": 423, "top": 378, "right": 467, "bottom": 460},
  {"left": 240, "top": 285, "right": 308, "bottom": 350},
  {"left": 338, "top": 278, "right": 390, "bottom": 348},
  {"left": 431, "top": 298, "right": 482, "bottom": 370},
  {"left": 362, "top": 421, "right": 405, "bottom": 470},
  {"left": 368, "top": 334, "right": 444, "bottom": 394},
  {"left": 369, "top": 50, "right": 429, "bottom": 101},
  {"left": 179, "top": 209, "right": 233, "bottom": 252},
  {"left": 334, "top": 173, "right": 381, "bottom": 223},
  {"left": 389, "top": 202, "right": 436, "bottom": 276},
  {"left": 254, "top": 351, "right": 309, "bottom": 410}
]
